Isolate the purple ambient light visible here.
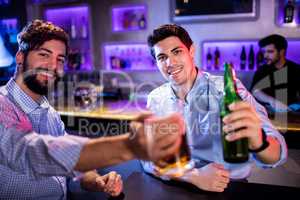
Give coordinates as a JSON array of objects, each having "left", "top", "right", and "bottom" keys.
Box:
[
  {"left": 45, "top": 6, "right": 89, "bottom": 24},
  {"left": 112, "top": 4, "right": 147, "bottom": 32},
  {"left": 202, "top": 40, "right": 300, "bottom": 71},
  {"left": 0, "top": 18, "right": 17, "bottom": 27},
  {"left": 44, "top": 5, "right": 92, "bottom": 71},
  {"left": 103, "top": 43, "right": 156, "bottom": 70},
  {"left": 276, "top": 0, "right": 300, "bottom": 27}
]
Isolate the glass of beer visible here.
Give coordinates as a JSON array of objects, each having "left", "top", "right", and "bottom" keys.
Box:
[
  {"left": 74, "top": 82, "right": 98, "bottom": 111},
  {"left": 150, "top": 100, "right": 194, "bottom": 178}
]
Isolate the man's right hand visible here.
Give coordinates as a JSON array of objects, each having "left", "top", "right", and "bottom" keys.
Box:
[
  {"left": 128, "top": 113, "right": 184, "bottom": 167},
  {"left": 179, "top": 163, "right": 230, "bottom": 192}
]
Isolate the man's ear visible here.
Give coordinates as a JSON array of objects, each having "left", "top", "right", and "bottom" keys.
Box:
[
  {"left": 15, "top": 51, "right": 25, "bottom": 76},
  {"left": 279, "top": 49, "right": 286, "bottom": 57},
  {"left": 189, "top": 44, "right": 195, "bottom": 60},
  {"left": 16, "top": 51, "right": 24, "bottom": 65}
]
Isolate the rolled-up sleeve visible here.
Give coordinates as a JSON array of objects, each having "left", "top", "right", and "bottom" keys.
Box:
[
  {"left": 0, "top": 124, "right": 90, "bottom": 179},
  {"left": 236, "top": 79, "right": 288, "bottom": 168}
]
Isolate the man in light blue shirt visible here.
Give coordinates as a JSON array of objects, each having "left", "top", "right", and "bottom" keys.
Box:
[
  {"left": 142, "top": 24, "right": 287, "bottom": 192},
  {"left": 0, "top": 20, "right": 185, "bottom": 199}
]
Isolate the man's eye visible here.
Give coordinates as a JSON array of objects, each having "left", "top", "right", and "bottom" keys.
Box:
[
  {"left": 174, "top": 49, "right": 182, "bottom": 55},
  {"left": 157, "top": 56, "right": 166, "bottom": 61},
  {"left": 39, "top": 53, "right": 49, "bottom": 58},
  {"left": 58, "top": 58, "right": 65, "bottom": 64}
]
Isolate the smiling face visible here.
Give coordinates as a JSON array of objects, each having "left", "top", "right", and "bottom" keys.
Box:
[
  {"left": 153, "top": 36, "right": 196, "bottom": 87},
  {"left": 17, "top": 39, "right": 66, "bottom": 95}
]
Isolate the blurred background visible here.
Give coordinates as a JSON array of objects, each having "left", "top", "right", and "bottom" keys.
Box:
[{"left": 1, "top": 0, "right": 300, "bottom": 90}]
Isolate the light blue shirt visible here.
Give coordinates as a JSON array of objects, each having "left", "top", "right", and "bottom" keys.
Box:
[
  {"left": 143, "top": 70, "right": 287, "bottom": 179},
  {"left": 0, "top": 79, "right": 89, "bottom": 199}
]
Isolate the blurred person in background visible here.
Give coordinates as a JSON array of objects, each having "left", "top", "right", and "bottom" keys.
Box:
[{"left": 250, "top": 34, "right": 300, "bottom": 114}]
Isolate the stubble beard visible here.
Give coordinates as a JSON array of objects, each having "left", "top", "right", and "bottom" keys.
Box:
[{"left": 22, "top": 58, "right": 58, "bottom": 96}]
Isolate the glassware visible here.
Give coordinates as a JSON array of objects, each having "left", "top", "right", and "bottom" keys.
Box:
[
  {"left": 74, "top": 82, "right": 98, "bottom": 111},
  {"left": 151, "top": 99, "right": 194, "bottom": 178},
  {"left": 221, "top": 62, "right": 249, "bottom": 163}
]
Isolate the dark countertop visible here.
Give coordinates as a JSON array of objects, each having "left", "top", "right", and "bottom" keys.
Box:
[
  {"left": 69, "top": 153, "right": 300, "bottom": 200},
  {"left": 120, "top": 172, "right": 300, "bottom": 200}
]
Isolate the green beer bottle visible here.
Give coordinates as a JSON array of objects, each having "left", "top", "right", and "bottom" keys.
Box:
[{"left": 221, "top": 62, "right": 249, "bottom": 163}]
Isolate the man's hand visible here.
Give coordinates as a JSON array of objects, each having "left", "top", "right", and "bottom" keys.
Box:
[
  {"left": 179, "top": 163, "right": 230, "bottom": 192},
  {"left": 222, "top": 101, "right": 263, "bottom": 150},
  {"left": 80, "top": 171, "right": 123, "bottom": 197},
  {"left": 128, "top": 113, "right": 184, "bottom": 167}
]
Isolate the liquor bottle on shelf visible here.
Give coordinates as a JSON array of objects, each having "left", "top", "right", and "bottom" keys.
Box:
[
  {"left": 5, "top": 22, "right": 18, "bottom": 44},
  {"left": 214, "top": 47, "right": 220, "bottom": 70},
  {"left": 256, "top": 48, "right": 264, "bottom": 69},
  {"left": 284, "top": 0, "right": 295, "bottom": 23},
  {"left": 135, "top": 48, "right": 143, "bottom": 69},
  {"left": 70, "top": 18, "right": 77, "bottom": 39},
  {"left": 110, "top": 48, "right": 121, "bottom": 69},
  {"left": 138, "top": 13, "right": 146, "bottom": 29},
  {"left": 120, "top": 49, "right": 129, "bottom": 69},
  {"left": 81, "top": 50, "right": 85, "bottom": 67},
  {"left": 298, "top": 4, "right": 300, "bottom": 24},
  {"left": 80, "top": 16, "right": 88, "bottom": 39},
  {"left": 221, "top": 62, "right": 249, "bottom": 163},
  {"left": 240, "top": 45, "right": 246, "bottom": 70},
  {"left": 130, "top": 13, "right": 138, "bottom": 29},
  {"left": 121, "top": 48, "right": 131, "bottom": 69},
  {"left": 206, "top": 47, "right": 213, "bottom": 70},
  {"left": 248, "top": 45, "right": 255, "bottom": 70},
  {"left": 122, "top": 11, "right": 131, "bottom": 29},
  {"left": 67, "top": 49, "right": 81, "bottom": 70}
]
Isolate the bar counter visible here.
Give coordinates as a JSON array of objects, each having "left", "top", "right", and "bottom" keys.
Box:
[
  {"left": 57, "top": 100, "right": 300, "bottom": 133},
  {"left": 61, "top": 101, "right": 300, "bottom": 199},
  {"left": 57, "top": 100, "right": 147, "bottom": 121},
  {"left": 120, "top": 172, "right": 300, "bottom": 200},
  {"left": 70, "top": 159, "right": 300, "bottom": 200}
]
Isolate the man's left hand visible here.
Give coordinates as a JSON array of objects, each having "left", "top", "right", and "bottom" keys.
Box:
[
  {"left": 80, "top": 171, "right": 123, "bottom": 197},
  {"left": 222, "top": 101, "right": 263, "bottom": 150}
]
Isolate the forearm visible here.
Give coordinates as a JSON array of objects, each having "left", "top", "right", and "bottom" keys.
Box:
[
  {"left": 254, "top": 136, "right": 281, "bottom": 164},
  {"left": 0, "top": 125, "right": 89, "bottom": 178},
  {"left": 75, "top": 133, "right": 135, "bottom": 171},
  {"left": 253, "top": 89, "right": 289, "bottom": 110},
  {"left": 253, "top": 89, "right": 274, "bottom": 103}
]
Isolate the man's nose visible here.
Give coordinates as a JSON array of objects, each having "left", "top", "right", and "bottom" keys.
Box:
[
  {"left": 166, "top": 56, "right": 176, "bottom": 67},
  {"left": 48, "top": 57, "right": 58, "bottom": 70}
]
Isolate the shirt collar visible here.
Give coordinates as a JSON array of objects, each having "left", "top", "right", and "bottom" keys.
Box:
[{"left": 5, "top": 78, "right": 50, "bottom": 113}]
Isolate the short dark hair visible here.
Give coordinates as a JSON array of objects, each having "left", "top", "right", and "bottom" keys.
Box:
[
  {"left": 258, "top": 34, "right": 288, "bottom": 51},
  {"left": 17, "top": 19, "right": 69, "bottom": 55},
  {"left": 147, "top": 24, "right": 193, "bottom": 58}
]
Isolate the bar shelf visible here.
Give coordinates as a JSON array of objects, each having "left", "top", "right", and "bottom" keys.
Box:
[
  {"left": 275, "top": 0, "right": 300, "bottom": 27},
  {"left": 202, "top": 39, "right": 300, "bottom": 72},
  {"left": 111, "top": 4, "right": 147, "bottom": 32},
  {"left": 103, "top": 43, "right": 156, "bottom": 71},
  {"left": 44, "top": 5, "right": 92, "bottom": 71}
]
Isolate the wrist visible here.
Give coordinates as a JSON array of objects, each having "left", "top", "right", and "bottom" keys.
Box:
[
  {"left": 122, "top": 134, "right": 136, "bottom": 161},
  {"left": 80, "top": 171, "right": 100, "bottom": 191},
  {"left": 249, "top": 129, "right": 269, "bottom": 153},
  {"left": 179, "top": 168, "right": 199, "bottom": 184}
]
